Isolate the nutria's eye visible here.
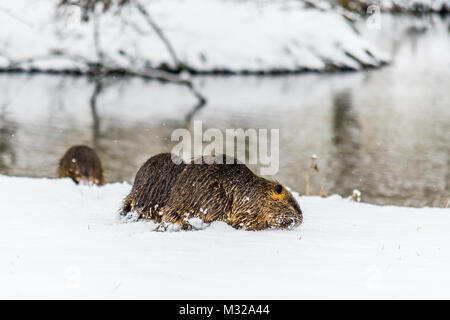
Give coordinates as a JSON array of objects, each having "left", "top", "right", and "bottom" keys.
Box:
[{"left": 275, "top": 184, "right": 283, "bottom": 194}]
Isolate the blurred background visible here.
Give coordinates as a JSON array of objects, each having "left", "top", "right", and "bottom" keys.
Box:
[{"left": 0, "top": 0, "right": 449, "bottom": 207}]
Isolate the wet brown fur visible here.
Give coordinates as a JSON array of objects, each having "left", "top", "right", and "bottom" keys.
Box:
[
  {"left": 121, "top": 153, "right": 302, "bottom": 231},
  {"left": 57, "top": 145, "right": 105, "bottom": 186}
]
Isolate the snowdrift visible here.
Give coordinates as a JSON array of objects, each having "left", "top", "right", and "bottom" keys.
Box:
[
  {"left": 1, "top": 175, "right": 449, "bottom": 299},
  {"left": 346, "top": 0, "right": 450, "bottom": 13},
  {"left": 0, "top": 0, "right": 388, "bottom": 74}
]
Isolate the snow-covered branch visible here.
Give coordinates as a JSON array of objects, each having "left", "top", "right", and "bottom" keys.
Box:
[
  {"left": 134, "top": 0, "right": 182, "bottom": 70},
  {"left": 0, "top": 0, "right": 391, "bottom": 84}
]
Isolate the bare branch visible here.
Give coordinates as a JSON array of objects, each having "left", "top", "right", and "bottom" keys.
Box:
[
  {"left": 7, "top": 0, "right": 206, "bottom": 105},
  {"left": 92, "top": 11, "right": 105, "bottom": 63},
  {"left": 113, "top": 67, "right": 206, "bottom": 104},
  {"left": 134, "top": 0, "right": 182, "bottom": 69}
]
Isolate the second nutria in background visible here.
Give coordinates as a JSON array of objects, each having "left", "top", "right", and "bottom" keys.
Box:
[
  {"left": 57, "top": 145, "right": 105, "bottom": 186},
  {"left": 121, "top": 153, "right": 303, "bottom": 231}
]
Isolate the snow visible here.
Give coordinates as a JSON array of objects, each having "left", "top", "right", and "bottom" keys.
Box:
[
  {"left": 351, "top": 0, "right": 450, "bottom": 12},
  {"left": 1, "top": 175, "right": 449, "bottom": 299},
  {"left": 0, "top": 0, "right": 388, "bottom": 73}
]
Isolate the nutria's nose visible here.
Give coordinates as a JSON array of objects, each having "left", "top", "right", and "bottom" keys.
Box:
[
  {"left": 279, "top": 215, "right": 301, "bottom": 230},
  {"left": 280, "top": 220, "right": 293, "bottom": 228}
]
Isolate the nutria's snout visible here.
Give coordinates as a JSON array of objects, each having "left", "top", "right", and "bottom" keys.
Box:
[
  {"left": 278, "top": 217, "right": 300, "bottom": 230},
  {"left": 261, "top": 183, "right": 303, "bottom": 230},
  {"left": 285, "top": 207, "right": 303, "bottom": 229},
  {"left": 268, "top": 206, "right": 302, "bottom": 230},
  {"left": 290, "top": 198, "right": 303, "bottom": 228}
]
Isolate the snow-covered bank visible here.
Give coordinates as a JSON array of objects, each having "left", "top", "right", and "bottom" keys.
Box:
[
  {"left": 1, "top": 175, "right": 449, "bottom": 299},
  {"left": 0, "top": 0, "right": 388, "bottom": 74},
  {"left": 336, "top": 0, "right": 450, "bottom": 13}
]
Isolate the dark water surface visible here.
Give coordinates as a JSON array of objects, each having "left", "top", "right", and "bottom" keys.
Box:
[{"left": 0, "top": 15, "right": 449, "bottom": 207}]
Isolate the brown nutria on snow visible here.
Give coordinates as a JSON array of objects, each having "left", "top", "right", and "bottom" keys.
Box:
[
  {"left": 121, "top": 153, "right": 302, "bottom": 231},
  {"left": 57, "top": 145, "right": 105, "bottom": 186}
]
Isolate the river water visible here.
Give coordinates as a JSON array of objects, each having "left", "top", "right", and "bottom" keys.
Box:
[{"left": 0, "top": 14, "right": 449, "bottom": 207}]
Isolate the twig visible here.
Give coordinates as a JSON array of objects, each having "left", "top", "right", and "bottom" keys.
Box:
[
  {"left": 0, "top": 5, "right": 34, "bottom": 29},
  {"left": 319, "top": 178, "right": 327, "bottom": 197},
  {"left": 117, "top": 67, "right": 206, "bottom": 104},
  {"left": 305, "top": 154, "right": 319, "bottom": 196},
  {"left": 92, "top": 11, "right": 105, "bottom": 63},
  {"left": 134, "top": 0, "right": 181, "bottom": 69}
]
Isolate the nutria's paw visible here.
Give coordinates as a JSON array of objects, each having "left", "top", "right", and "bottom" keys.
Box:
[
  {"left": 154, "top": 221, "right": 191, "bottom": 232},
  {"left": 117, "top": 211, "right": 140, "bottom": 223},
  {"left": 154, "top": 222, "right": 169, "bottom": 232},
  {"left": 154, "top": 220, "right": 202, "bottom": 232},
  {"left": 187, "top": 218, "right": 210, "bottom": 230}
]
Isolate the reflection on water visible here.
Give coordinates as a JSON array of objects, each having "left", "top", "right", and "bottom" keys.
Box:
[
  {"left": 0, "top": 106, "right": 17, "bottom": 175},
  {"left": 329, "top": 90, "right": 361, "bottom": 198},
  {"left": 90, "top": 77, "right": 102, "bottom": 150},
  {"left": 0, "top": 15, "right": 449, "bottom": 207}
]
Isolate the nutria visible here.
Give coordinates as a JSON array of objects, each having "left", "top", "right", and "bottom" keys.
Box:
[
  {"left": 121, "top": 153, "right": 302, "bottom": 231},
  {"left": 57, "top": 145, "right": 105, "bottom": 185}
]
